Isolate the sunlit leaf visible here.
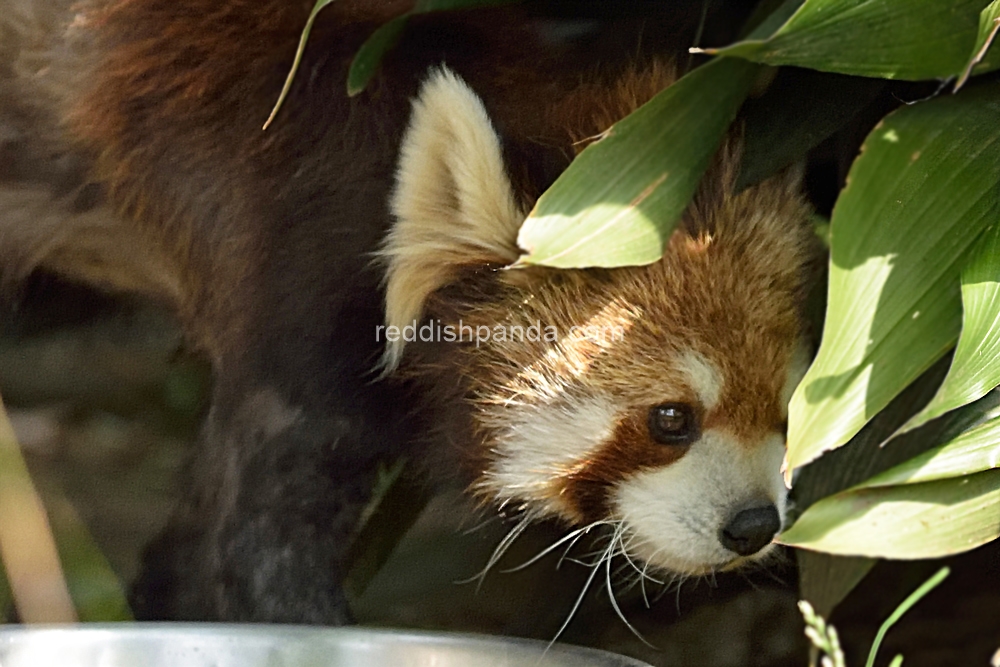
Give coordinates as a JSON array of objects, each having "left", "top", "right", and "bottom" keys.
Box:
[
  {"left": 862, "top": 411, "right": 1000, "bottom": 488},
  {"left": 786, "top": 83, "right": 1000, "bottom": 474},
  {"left": 702, "top": 0, "right": 984, "bottom": 81},
  {"left": 515, "top": 57, "right": 758, "bottom": 268},
  {"left": 899, "top": 222, "right": 1000, "bottom": 434},
  {"left": 787, "top": 390, "right": 1000, "bottom": 561},
  {"left": 793, "top": 358, "right": 958, "bottom": 616},
  {"left": 779, "top": 468, "right": 1000, "bottom": 558}
]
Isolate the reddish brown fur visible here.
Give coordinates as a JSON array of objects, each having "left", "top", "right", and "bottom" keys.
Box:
[
  {"left": 2, "top": 0, "right": 812, "bottom": 621},
  {"left": 396, "top": 58, "right": 818, "bottom": 525},
  {"left": 413, "top": 140, "right": 815, "bottom": 521},
  {"left": 53, "top": 0, "right": 638, "bottom": 357},
  {"left": 551, "top": 59, "right": 679, "bottom": 154}
]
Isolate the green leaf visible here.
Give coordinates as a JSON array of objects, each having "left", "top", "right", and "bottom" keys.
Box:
[
  {"left": 344, "top": 461, "right": 431, "bottom": 601},
  {"left": 786, "top": 83, "right": 1000, "bottom": 473},
  {"left": 347, "top": 0, "right": 523, "bottom": 96},
  {"left": 269, "top": 0, "right": 523, "bottom": 114},
  {"left": 515, "top": 57, "right": 759, "bottom": 268},
  {"left": 862, "top": 411, "right": 1000, "bottom": 488},
  {"left": 741, "top": 0, "right": 806, "bottom": 41},
  {"left": 779, "top": 468, "right": 1000, "bottom": 557},
  {"left": 899, "top": 222, "right": 1000, "bottom": 434},
  {"left": 792, "top": 357, "right": 958, "bottom": 617},
  {"left": 347, "top": 16, "right": 409, "bottom": 97},
  {"left": 957, "top": 0, "right": 1000, "bottom": 89},
  {"left": 784, "top": 390, "right": 1000, "bottom": 560},
  {"left": 703, "top": 0, "right": 984, "bottom": 81},
  {"left": 0, "top": 398, "right": 130, "bottom": 622},
  {"left": 39, "top": 484, "right": 133, "bottom": 622}
]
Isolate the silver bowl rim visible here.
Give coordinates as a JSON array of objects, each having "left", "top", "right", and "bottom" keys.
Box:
[{"left": 0, "top": 623, "right": 652, "bottom": 666}]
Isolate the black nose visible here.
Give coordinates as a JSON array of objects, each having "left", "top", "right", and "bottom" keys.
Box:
[{"left": 719, "top": 505, "right": 781, "bottom": 556}]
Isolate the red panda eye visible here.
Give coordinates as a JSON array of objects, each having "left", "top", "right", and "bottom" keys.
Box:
[{"left": 648, "top": 403, "right": 698, "bottom": 445}]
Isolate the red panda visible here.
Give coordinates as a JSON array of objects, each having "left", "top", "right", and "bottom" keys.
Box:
[{"left": 0, "top": 0, "right": 818, "bottom": 624}]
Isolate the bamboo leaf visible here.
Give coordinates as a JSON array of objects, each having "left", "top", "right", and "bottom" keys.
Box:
[
  {"left": 347, "top": 0, "right": 523, "bottom": 96},
  {"left": 793, "top": 358, "right": 960, "bottom": 617},
  {"left": 515, "top": 57, "right": 759, "bottom": 268},
  {"left": 956, "top": 0, "right": 1000, "bottom": 89},
  {"left": 789, "top": 383, "right": 1000, "bottom": 566},
  {"left": 347, "top": 16, "right": 409, "bottom": 97},
  {"left": 779, "top": 468, "right": 1000, "bottom": 558},
  {"left": 797, "top": 552, "right": 876, "bottom": 619},
  {"left": 702, "top": 0, "right": 984, "bottom": 81},
  {"left": 859, "top": 410, "right": 1000, "bottom": 488},
  {"left": 786, "top": 83, "right": 1000, "bottom": 474},
  {"left": 344, "top": 460, "right": 431, "bottom": 601},
  {"left": 899, "top": 222, "right": 1000, "bottom": 434}
]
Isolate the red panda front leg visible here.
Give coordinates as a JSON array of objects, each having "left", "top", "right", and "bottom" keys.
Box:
[{"left": 130, "top": 317, "right": 418, "bottom": 623}]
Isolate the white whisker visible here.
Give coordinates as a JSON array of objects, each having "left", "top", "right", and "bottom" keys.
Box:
[
  {"left": 604, "top": 524, "right": 656, "bottom": 649},
  {"left": 502, "top": 520, "right": 612, "bottom": 573},
  {"left": 546, "top": 520, "right": 621, "bottom": 651},
  {"left": 456, "top": 512, "right": 534, "bottom": 590},
  {"left": 545, "top": 544, "right": 605, "bottom": 652}
]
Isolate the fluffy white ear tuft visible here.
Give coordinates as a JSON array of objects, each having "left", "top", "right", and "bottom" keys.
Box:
[{"left": 380, "top": 67, "right": 524, "bottom": 370}]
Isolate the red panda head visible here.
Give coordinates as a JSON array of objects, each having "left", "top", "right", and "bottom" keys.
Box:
[{"left": 381, "top": 67, "right": 817, "bottom": 577}]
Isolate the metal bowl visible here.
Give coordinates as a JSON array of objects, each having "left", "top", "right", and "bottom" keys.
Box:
[{"left": 0, "top": 624, "right": 652, "bottom": 666}]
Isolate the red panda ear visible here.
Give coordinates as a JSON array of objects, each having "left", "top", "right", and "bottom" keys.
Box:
[{"left": 380, "top": 67, "right": 524, "bottom": 369}]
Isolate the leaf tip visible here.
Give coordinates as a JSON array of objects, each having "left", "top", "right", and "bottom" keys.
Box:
[{"left": 781, "top": 452, "right": 793, "bottom": 489}]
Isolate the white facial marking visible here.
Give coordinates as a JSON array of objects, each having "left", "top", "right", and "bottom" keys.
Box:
[
  {"left": 483, "top": 394, "right": 619, "bottom": 515},
  {"left": 613, "top": 429, "right": 787, "bottom": 575},
  {"left": 676, "top": 350, "right": 723, "bottom": 410}
]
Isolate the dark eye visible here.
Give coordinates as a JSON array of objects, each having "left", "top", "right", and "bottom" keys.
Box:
[{"left": 647, "top": 403, "right": 698, "bottom": 445}]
